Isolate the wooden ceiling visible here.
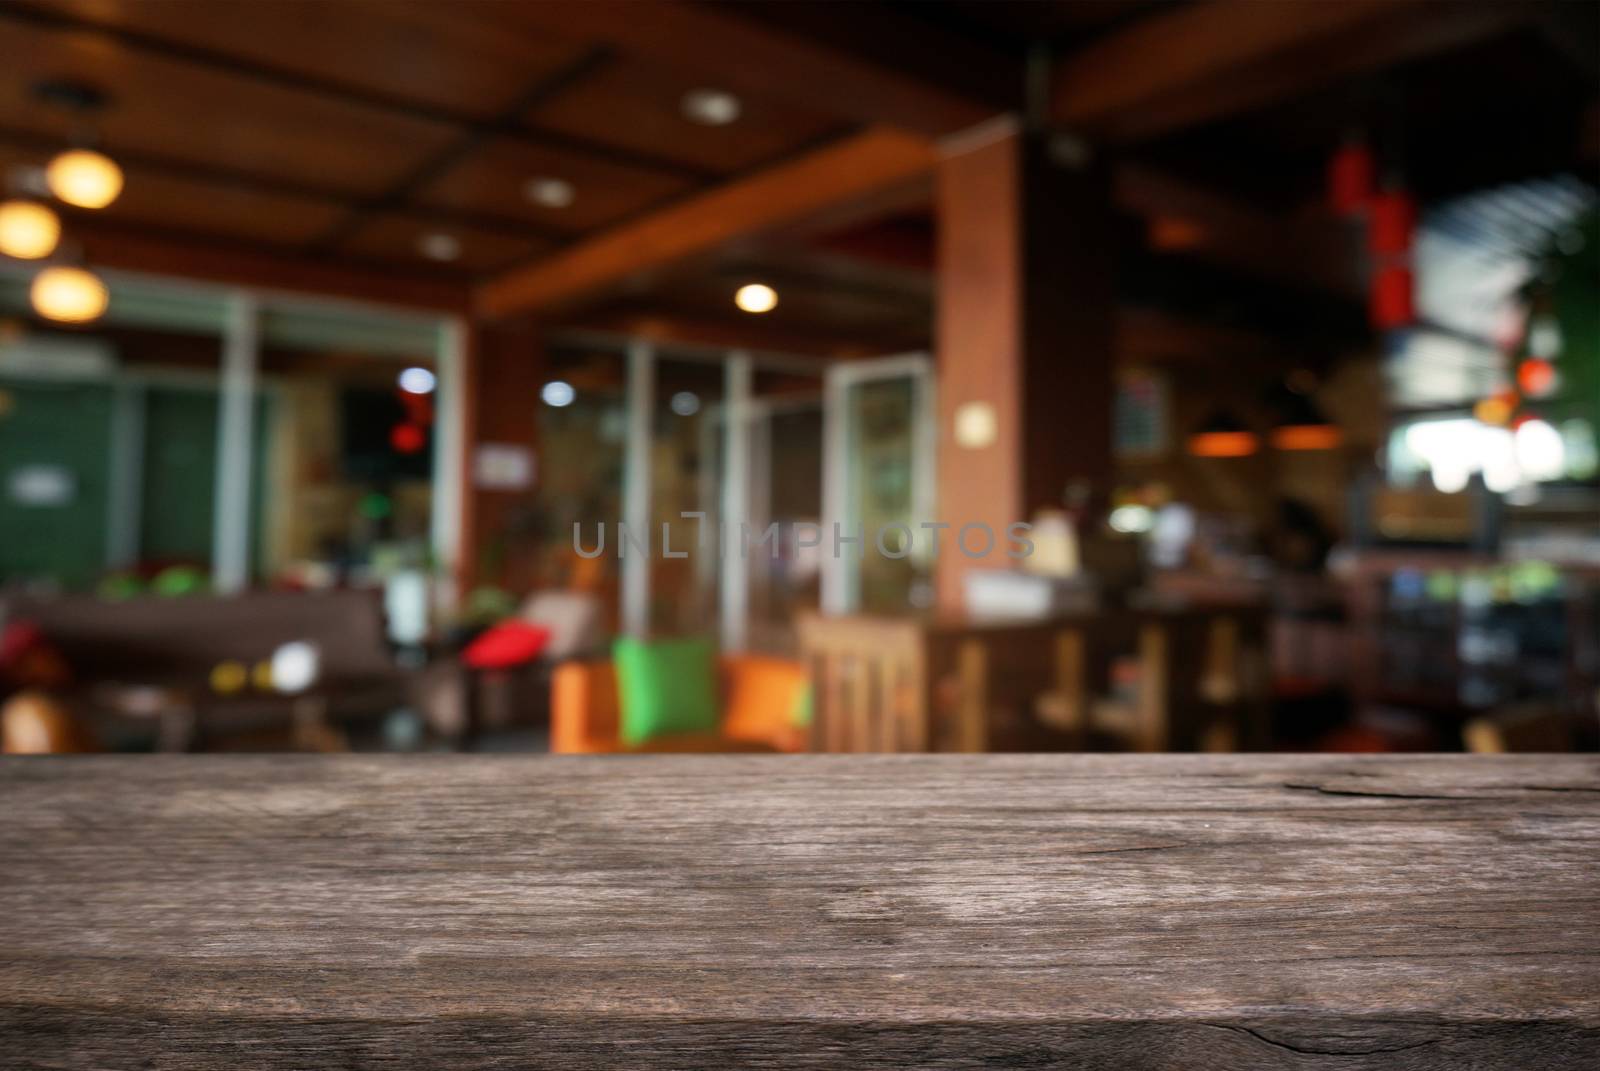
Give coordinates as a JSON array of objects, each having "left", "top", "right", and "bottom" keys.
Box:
[
  {"left": 0, "top": 0, "right": 849, "bottom": 281},
  {"left": 0, "top": 0, "right": 1593, "bottom": 358}
]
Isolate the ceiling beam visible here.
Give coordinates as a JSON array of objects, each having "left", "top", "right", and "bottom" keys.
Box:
[
  {"left": 567, "top": 301, "right": 1322, "bottom": 374},
  {"left": 476, "top": 127, "right": 937, "bottom": 319},
  {"left": 560, "top": 310, "right": 907, "bottom": 361},
  {"left": 1053, "top": 0, "right": 1527, "bottom": 142},
  {"left": 494, "top": 0, "right": 994, "bottom": 137},
  {"left": 71, "top": 220, "right": 468, "bottom": 314}
]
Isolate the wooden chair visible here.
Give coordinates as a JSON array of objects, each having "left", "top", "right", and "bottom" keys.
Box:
[{"left": 795, "top": 614, "right": 929, "bottom": 752}]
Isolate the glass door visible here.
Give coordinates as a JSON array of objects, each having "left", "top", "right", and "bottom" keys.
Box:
[{"left": 821, "top": 354, "right": 935, "bottom": 615}]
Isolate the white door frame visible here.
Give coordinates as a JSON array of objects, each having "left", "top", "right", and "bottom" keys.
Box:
[{"left": 820, "top": 353, "right": 935, "bottom": 616}]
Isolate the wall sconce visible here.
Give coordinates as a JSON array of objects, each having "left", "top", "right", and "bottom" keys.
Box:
[{"left": 953, "top": 400, "right": 998, "bottom": 449}]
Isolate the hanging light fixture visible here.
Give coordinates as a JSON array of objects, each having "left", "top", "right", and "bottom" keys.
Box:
[
  {"left": 29, "top": 79, "right": 123, "bottom": 210},
  {"left": 1366, "top": 178, "right": 1417, "bottom": 331},
  {"left": 45, "top": 148, "right": 123, "bottom": 210},
  {"left": 30, "top": 265, "right": 109, "bottom": 324},
  {"left": 0, "top": 199, "right": 61, "bottom": 259},
  {"left": 1188, "top": 409, "right": 1258, "bottom": 458},
  {"left": 1270, "top": 390, "right": 1342, "bottom": 451}
]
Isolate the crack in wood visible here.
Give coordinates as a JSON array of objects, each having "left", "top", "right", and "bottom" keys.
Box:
[
  {"left": 1201, "top": 1021, "right": 1441, "bottom": 1057},
  {"left": 1281, "top": 782, "right": 1499, "bottom": 801}
]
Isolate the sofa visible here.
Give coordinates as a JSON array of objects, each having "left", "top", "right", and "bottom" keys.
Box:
[
  {"left": 551, "top": 654, "right": 809, "bottom": 753},
  {"left": 0, "top": 588, "right": 412, "bottom": 750}
]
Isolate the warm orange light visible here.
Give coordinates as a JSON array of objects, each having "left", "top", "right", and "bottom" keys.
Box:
[
  {"left": 30, "top": 265, "right": 109, "bottom": 323},
  {"left": 1271, "top": 424, "right": 1343, "bottom": 450},
  {"left": 1148, "top": 216, "right": 1206, "bottom": 251},
  {"left": 46, "top": 149, "right": 124, "bottom": 209},
  {"left": 1517, "top": 357, "right": 1556, "bottom": 398},
  {"left": 0, "top": 200, "right": 61, "bottom": 259},
  {"left": 1474, "top": 393, "right": 1515, "bottom": 426},
  {"left": 1188, "top": 430, "right": 1259, "bottom": 457}
]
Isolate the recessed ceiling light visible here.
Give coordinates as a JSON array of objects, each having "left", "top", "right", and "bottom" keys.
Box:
[
  {"left": 525, "top": 177, "right": 575, "bottom": 209},
  {"left": 397, "top": 367, "right": 436, "bottom": 395},
  {"left": 418, "top": 232, "right": 460, "bottom": 262},
  {"left": 541, "top": 380, "right": 576, "bottom": 408},
  {"left": 682, "top": 88, "right": 741, "bottom": 126},
  {"left": 735, "top": 283, "right": 777, "bottom": 314}
]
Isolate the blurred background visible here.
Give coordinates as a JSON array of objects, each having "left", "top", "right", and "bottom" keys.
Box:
[{"left": 0, "top": 0, "right": 1595, "bottom": 756}]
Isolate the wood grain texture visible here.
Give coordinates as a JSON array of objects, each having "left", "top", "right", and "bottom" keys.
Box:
[
  {"left": 1, "top": 754, "right": 1597, "bottom": 1069},
  {"left": 475, "top": 127, "right": 936, "bottom": 318}
]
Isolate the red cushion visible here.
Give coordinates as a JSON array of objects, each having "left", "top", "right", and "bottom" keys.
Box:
[
  {"left": 0, "top": 621, "right": 70, "bottom": 690},
  {"left": 0, "top": 622, "right": 43, "bottom": 667},
  {"left": 463, "top": 621, "right": 551, "bottom": 671}
]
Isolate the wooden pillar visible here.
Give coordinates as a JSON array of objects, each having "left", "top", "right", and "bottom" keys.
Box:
[
  {"left": 935, "top": 121, "right": 1117, "bottom": 613},
  {"left": 460, "top": 317, "right": 544, "bottom": 597}
]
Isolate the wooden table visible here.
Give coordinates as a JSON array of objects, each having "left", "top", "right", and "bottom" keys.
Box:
[
  {"left": 798, "top": 606, "right": 1268, "bottom": 753},
  {"left": 2, "top": 755, "right": 1596, "bottom": 1068}
]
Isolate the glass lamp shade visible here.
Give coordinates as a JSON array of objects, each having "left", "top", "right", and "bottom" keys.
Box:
[
  {"left": 1188, "top": 410, "right": 1258, "bottom": 457},
  {"left": 30, "top": 266, "right": 109, "bottom": 323},
  {"left": 1270, "top": 393, "right": 1342, "bottom": 450},
  {"left": 1271, "top": 424, "right": 1343, "bottom": 450},
  {"left": 0, "top": 200, "right": 61, "bottom": 259},
  {"left": 46, "top": 149, "right": 124, "bottom": 209}
]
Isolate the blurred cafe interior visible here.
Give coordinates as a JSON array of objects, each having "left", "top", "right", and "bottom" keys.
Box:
[{"left": 1, "top": 0, "right": 1596, "bottom": 756}]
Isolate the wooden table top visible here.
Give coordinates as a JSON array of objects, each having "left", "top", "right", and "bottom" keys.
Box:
[{"left": 2, "top": 754, "right": 1596, "bottom": 1069}]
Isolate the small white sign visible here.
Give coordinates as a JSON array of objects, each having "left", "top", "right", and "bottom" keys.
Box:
[
  {"left": 474, "top": 443, "right": 535, "bottom": 490},
  {"left": 8, "top": 465, "right": 76, "bottom": 507}
]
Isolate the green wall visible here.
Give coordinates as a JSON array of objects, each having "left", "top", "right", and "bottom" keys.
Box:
[
  {"left": 0, "top": 378, "right": 274, "bottom": 590},
  {"left": 0, "top": 377, "right": 114, "bottom": 590}
]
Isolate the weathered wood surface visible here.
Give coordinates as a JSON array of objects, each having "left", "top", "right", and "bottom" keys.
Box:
[{"left": 1, "top": 754, "right": 1596, "bottom": 1069}]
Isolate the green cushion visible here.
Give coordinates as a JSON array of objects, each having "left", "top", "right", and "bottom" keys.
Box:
[
  {"left": 614, "top": 636, "right": 720, "bottom": 746},
  {"left": 791, "top": 684, "right": 813, "bottom": 728}
]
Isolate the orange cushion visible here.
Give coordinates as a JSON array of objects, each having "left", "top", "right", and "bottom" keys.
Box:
[
  {"left": 720, "top": 656, "right": 807, "bottom": 746},
  {"left": 550, "top": 660, "right": 619, "bottom": 754}
]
